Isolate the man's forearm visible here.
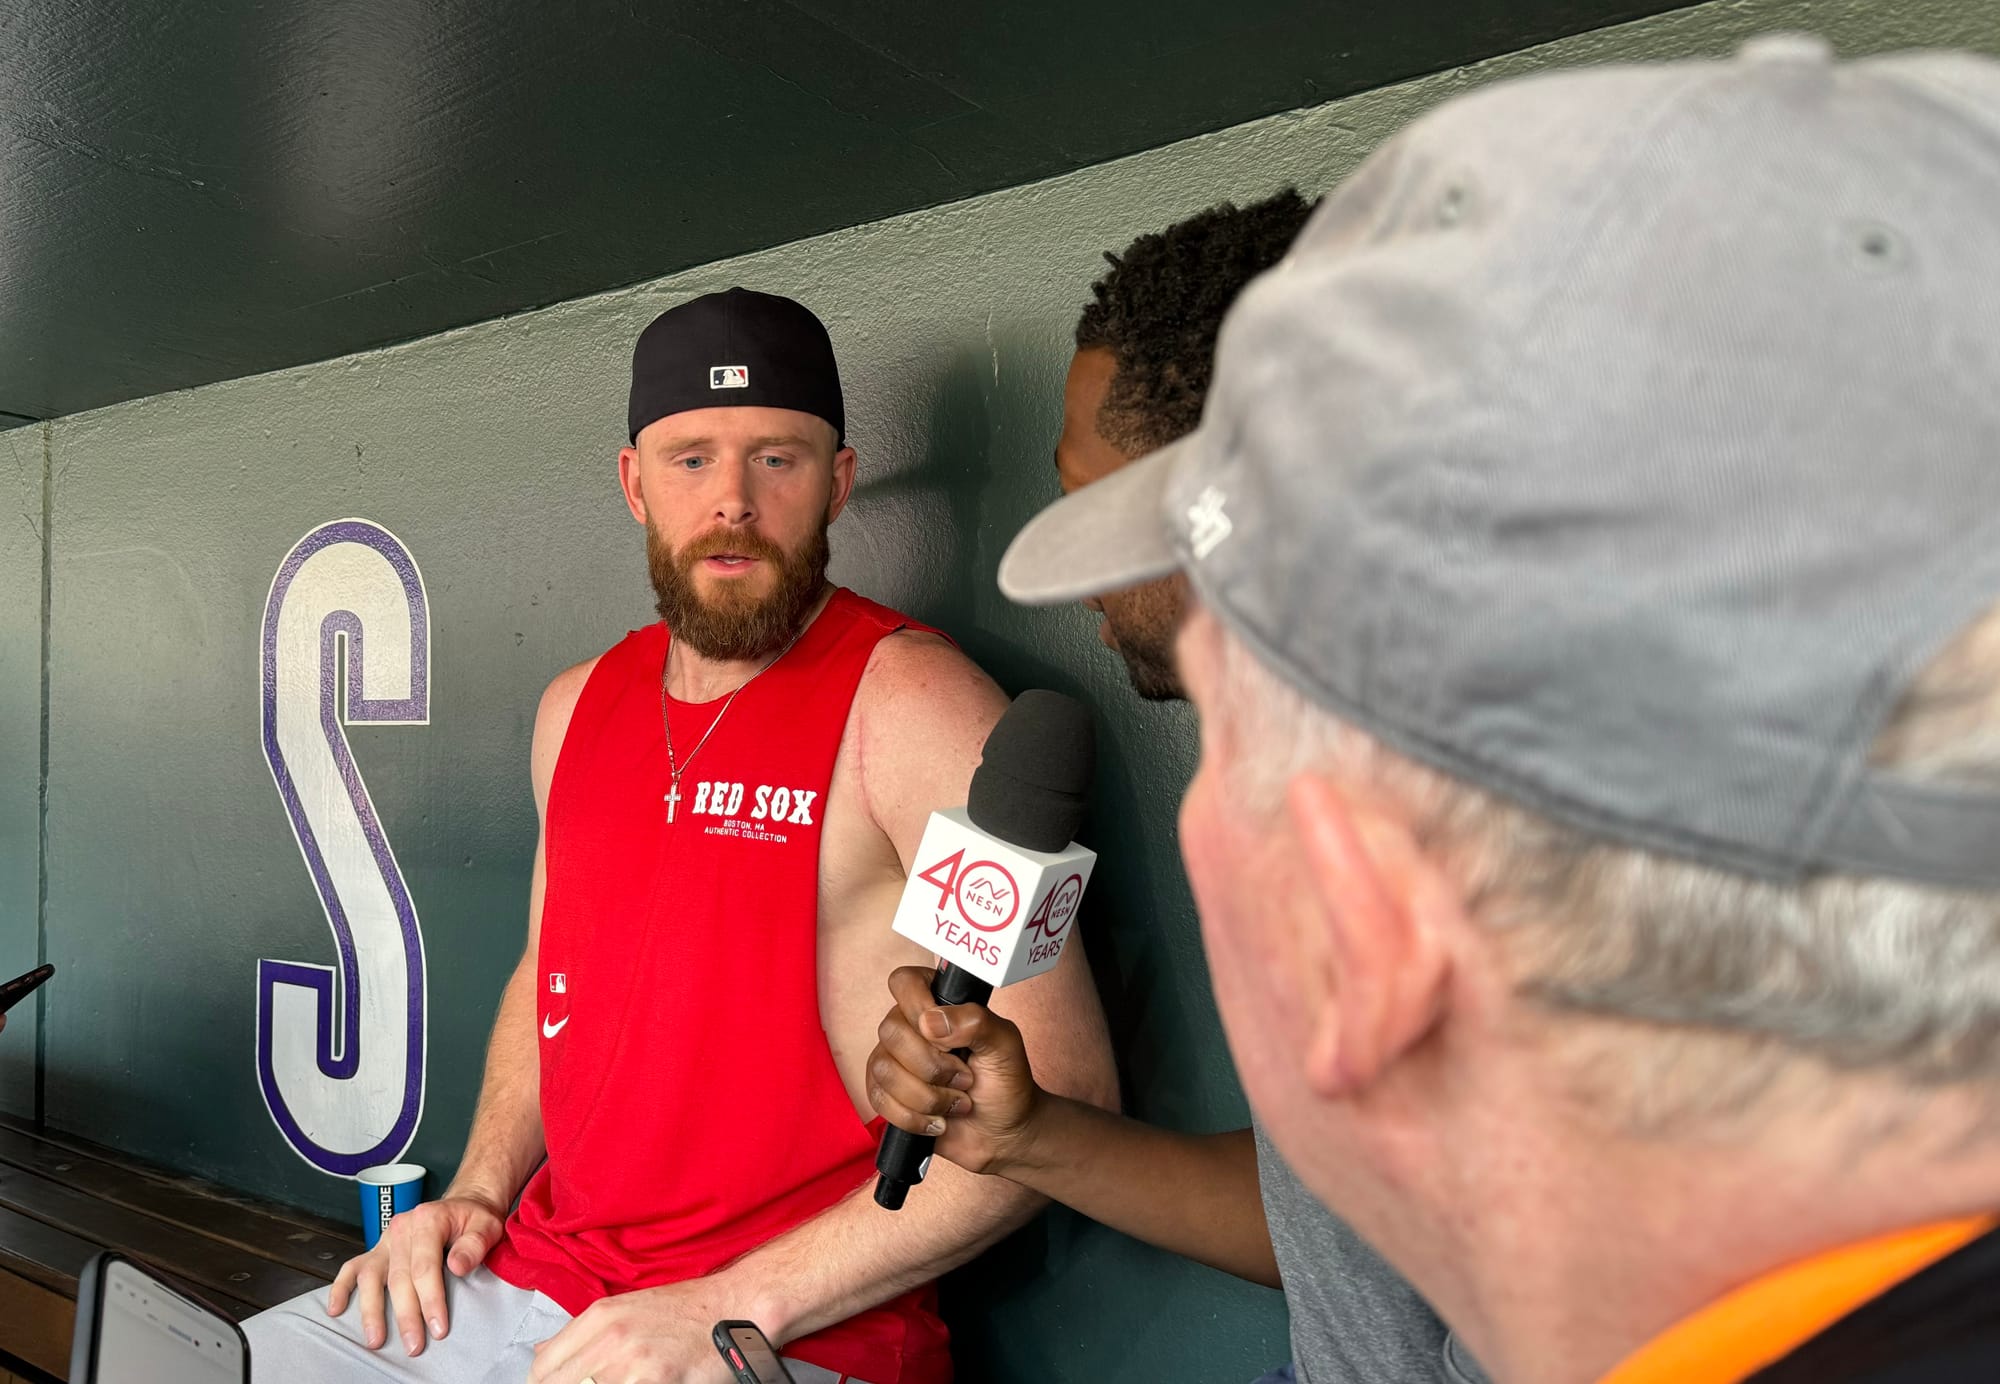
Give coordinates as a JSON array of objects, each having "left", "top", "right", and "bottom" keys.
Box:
[
  {"left": 716, "top": 1156, "right": 1044, "bottom": 1346},
  {"left": 1005, "top": 1106, "right": 1279, "bottom": 1287},
  {"left": 444, "top": 962, "right": 546, "bottom": 1210}
]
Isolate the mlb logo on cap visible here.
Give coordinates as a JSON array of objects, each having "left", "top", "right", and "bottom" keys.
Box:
[{"left": 628, "top": 288, "right": 845, "bottom": 444}]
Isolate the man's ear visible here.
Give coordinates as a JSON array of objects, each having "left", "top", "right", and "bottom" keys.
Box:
[
  {"left": 1287, "top": 773, "right": 1453, "bottom": 1098},
  {"left": 617, "top": 445, "right": 648, "bottom": 526},
  {"left": 826, "top": 444, "right": 858, "bottom": 524}
]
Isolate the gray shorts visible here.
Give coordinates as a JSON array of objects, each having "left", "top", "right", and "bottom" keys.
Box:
[{"left": 244, "top": 1266, "right": 869, "bottom": 1384}]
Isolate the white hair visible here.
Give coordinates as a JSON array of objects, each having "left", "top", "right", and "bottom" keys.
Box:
[{"left": 1209, "top": 605, "right": 2000, "bottom": 1114}]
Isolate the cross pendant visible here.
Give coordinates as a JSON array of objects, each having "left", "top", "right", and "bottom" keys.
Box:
[{"left": 664, "top": 782, "right": 681, "bottom": 823}]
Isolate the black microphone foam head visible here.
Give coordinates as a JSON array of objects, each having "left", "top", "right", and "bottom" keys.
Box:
[{"left": 965, "top": 690, "right": 1095, "bottom": 853}]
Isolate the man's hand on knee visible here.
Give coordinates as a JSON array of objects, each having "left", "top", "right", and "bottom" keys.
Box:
[{"left": 325, "top": 1193, "right": 507, "bottom": 1355}]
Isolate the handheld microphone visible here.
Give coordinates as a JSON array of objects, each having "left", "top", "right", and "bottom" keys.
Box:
[{"left": 873, "top": 690, "right": 1097, "bottom": 1210}]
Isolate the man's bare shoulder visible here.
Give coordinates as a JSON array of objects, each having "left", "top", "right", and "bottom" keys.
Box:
[
  {"left": 531, "top": 655, "right": 601, "bottom": 809},
  {"left": 857, "top": 628, "right": 1005, "bottom": 721},
  {"left": 849, "top": 629, "right": 1007, "bottom": 862},
  {"left": 538, "top": 656, "right": 600, "bottom": 724}
]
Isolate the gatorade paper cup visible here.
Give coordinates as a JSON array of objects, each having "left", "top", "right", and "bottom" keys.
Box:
[{"left": 356, "top": 1163, "right": 426, "bottom": 1249}]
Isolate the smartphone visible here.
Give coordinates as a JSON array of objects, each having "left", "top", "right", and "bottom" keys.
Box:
[
  {"left": 712, "top": 1319, "right": 798, "bottom": 1384},
  {"left": 0, "top": 963, "right": 52, "bottom": 1014},
  {"left": 70, "top": 1251, "right": 248, "bottom": 1383}
]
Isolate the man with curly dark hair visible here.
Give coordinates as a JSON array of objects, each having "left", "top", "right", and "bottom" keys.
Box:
[
  {"left": 1074, "top": 190, "right": 1312, "bottom": 453},
  {"left": 869, "top": 191, "right": 1485, "bottom": 1384},
  {"left": 1064, "top": 189, "right": 1315, "bottom": 700}
]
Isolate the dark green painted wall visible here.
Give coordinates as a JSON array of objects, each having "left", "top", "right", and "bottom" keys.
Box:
[
  {"left": 4, "top": 0, "right": 1710, "bottom": 422},
  {"left": 12, "top": 2, "right": 2000, "bottom": 1379},
  {"left": 1, "top": 424, "right": 44, "bottom": 1119}
]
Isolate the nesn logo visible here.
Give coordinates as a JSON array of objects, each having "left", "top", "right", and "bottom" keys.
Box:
[{"left": 709, "top": 365, "right": 750, "bottom": 389}]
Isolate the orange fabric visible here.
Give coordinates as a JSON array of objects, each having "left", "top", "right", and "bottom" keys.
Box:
[{"left": 1600, "top": 1215, "right": 1996, "bottom": 1384}]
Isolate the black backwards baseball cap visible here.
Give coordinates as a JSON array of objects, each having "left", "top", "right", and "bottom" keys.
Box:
[
  {"left": 1001, "top": 37, "right": 2000, "bottom": 892},
  {"left": 627, "top": 287, "right": 846, "bottom": 445}
]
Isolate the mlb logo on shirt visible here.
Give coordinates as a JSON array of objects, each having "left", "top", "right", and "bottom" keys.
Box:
[
  {"left": 549, "top": 973, "right": 566, "bottom": 994},
  {"left": 710, "top": 365, "right": 749, "bottom": 389}
]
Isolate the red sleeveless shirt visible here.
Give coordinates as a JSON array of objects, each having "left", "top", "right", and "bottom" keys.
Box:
[{"left": 487, "top": 588, "right": 953, "bottom": 1383}]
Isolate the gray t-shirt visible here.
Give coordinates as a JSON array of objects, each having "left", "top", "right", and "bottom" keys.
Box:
[{"left": 1255, "top": 1123, "right": 1487, "bottom": 1384}]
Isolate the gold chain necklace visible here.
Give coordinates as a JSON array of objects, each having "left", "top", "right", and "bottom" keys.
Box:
[{"left": 659, "top": 625, "right": 806, "bottom": 823}]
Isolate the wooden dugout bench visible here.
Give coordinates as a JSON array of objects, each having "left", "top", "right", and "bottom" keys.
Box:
[{"left": 0, "top": 1115, "right": 360, "bottom": 1380}]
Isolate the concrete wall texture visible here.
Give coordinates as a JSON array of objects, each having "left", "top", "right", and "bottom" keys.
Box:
[{"left": 4, "top": 0, "right": 1995, "bottom": 1378}]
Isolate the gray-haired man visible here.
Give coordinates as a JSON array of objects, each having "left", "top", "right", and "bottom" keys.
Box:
[{"left": 1004, "top": 35, "right": 2000, "bottom": 1383}]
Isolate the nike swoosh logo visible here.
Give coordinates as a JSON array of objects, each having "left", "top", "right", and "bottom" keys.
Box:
[{"left": 542, "top": 1014, "right": 568, "bottom": 1038}]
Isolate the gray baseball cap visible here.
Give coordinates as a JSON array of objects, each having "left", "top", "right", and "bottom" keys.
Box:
[{"left": 1001, "top": 35, "right": 2000, "bottom": 890}]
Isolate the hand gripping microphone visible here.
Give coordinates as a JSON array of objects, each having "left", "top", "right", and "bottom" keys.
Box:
[{"left": 873, "top": 690, "right": 1097, "bottom": 1210}]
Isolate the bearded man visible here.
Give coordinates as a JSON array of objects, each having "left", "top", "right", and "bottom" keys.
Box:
[{"left": 246, "top": 288, "right": 1116, "bottom": 1384}]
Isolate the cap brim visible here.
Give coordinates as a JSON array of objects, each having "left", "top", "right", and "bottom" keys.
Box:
[{"left": 999, "top": 438, "right": 1189, "bottom": 606}]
